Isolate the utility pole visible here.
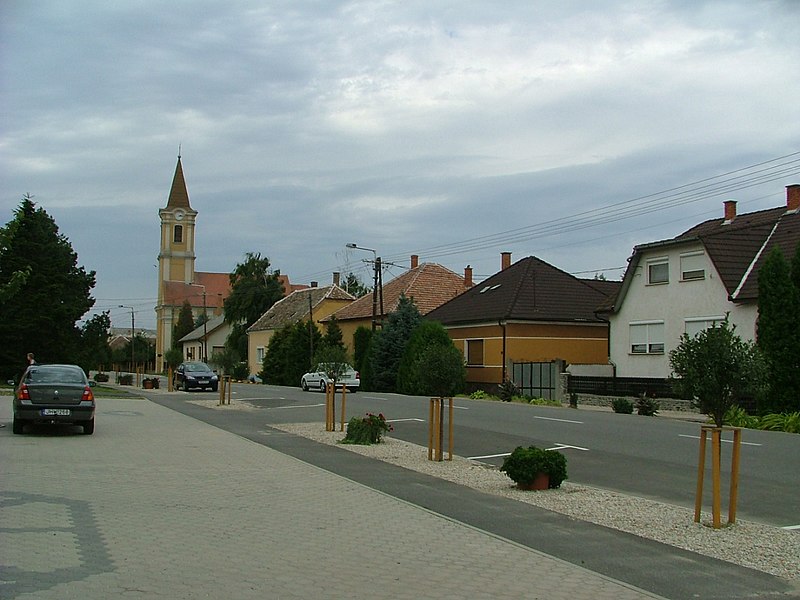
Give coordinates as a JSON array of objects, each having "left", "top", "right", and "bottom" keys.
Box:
[
  {"left": 119, "top": 305, "right": 134, "bottom": 372},
  {"left": 347, "top": 243, "right": 381, "bottom": 331}
]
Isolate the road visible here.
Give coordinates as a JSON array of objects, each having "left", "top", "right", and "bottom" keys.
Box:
[{"left": 162, "top": 382, "right": 799, "bottom": 529}]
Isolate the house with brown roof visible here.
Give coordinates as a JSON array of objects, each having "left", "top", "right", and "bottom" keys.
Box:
[
  {"left": 604, "top": 184, "right": 800, "bottom": 380},
  {"left": 425, "top": 253, "right": 619, "bottom": 396},
  {"left": 246, "top": 275, "right": 356, "bottom": 377},
  {"left": 324, "top": 255, "right": 473, "bottom": 353}
]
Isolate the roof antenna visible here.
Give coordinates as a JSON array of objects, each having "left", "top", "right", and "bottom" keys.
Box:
[{"left": 178, "top": 143, "right": 182, "bottom": 159}]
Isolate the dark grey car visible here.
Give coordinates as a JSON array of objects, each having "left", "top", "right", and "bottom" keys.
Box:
[
  {"left": 173, "top": 361, "right": 219, "bottom": 392},
  {"left": 11, "top": 364, "right": 96, "bottom": 435}
]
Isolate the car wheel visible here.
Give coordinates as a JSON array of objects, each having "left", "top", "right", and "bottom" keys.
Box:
[
  {"left": 82, "top": 419, "right": 95, "bottom": 435},
  {"left": 12, "top": 417, "right": 24, "bottom": 435},
  {"left": 348, "top": 387, "right": 357, "bottom": 393},
  {"left": 301, "top": 379, "right": 309, "bottom": 391},
  {"left": 319, "top": 380, "right": 326, "bottom": 392},
  {"left": 211, "top": 384, "right": 218, "bottom": 392}
]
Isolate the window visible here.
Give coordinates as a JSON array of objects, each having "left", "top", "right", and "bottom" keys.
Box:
[
  {"left": 173, "top": 225, "right": 183, "bottom": 243},
  {"left": 256, "top": 346, "right": 265, "bottom": 363},
  {"left": 466, "top": 339, "right": 484, "bottom": 366},
  {"left": 630, "top": 321, "right": 665, "bottom": 354},
  {"left": 684, "top": 317, "right": 724, "bottom": 337},
  {"left": 647, "top": 258, "right": 669, "bottom": 284},
  {"left": 680, "top": 252, "right": 705, "bottom": 281}
]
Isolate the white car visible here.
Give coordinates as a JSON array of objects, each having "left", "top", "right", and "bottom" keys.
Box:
[{"left": 301, "top": 363, "right": 360, "bottom": 392}]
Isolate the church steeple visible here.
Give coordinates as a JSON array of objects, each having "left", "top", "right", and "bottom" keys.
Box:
[{"left": 165, "top": 155, "right": 191, "bottom": 210}]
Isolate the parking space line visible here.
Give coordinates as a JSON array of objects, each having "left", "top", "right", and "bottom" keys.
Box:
[
  {"left": 679, "top": 434, "right": 761, "bottom": 446},
  {"left": 468, "top": 443, "right": 589, "bottom": 461},
  {"left": 387, "top": 418, "right": 425, "bottom": 423},
  {"left": 533, "top": 415, "right": 583, "bottom": 424},
  {"left": 267, "top": 403, "right": 325, "bottom": 409},
  {"left": 782, "top": 524, "right": 800, "bottom": 530}
]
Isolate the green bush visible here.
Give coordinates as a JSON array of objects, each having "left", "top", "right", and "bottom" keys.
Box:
[
  {"left": 723, "top": 406, "right": 760, "bottom": 428},
  {"left": 527, "top": 397, "right": 561, "bottom": 406},
  {"left": 759, "top": 412, "right": 800, "bottom": 434},
  {"left": 118, "top": 373, "right": 133, "bottom": 385},
  {"left": 93, "top": 372, "right": 109, "bottom": 383},
  {"left": 611, "top": 398, "right": 633, "bottom": 414},
  {"left": 498, "top": 379, "right": 518, "bottom": 402},
  {"left": 469, "top": 390, "right": 491, "bottom": 400},
  {"left": 341, "top": 413, "right": 393, "bottom": 445},
  {"left": 500, "top": 446, "right": 567, "bottom": 489},
  {"left": 636, "top": 394, "right": 660, "bottom": 416}
]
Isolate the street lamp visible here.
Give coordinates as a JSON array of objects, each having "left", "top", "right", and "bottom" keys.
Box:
[
  {"left": 119, "top": 305, "right": 134, "bottom": 373},
  {"left": 346, "top": 243, "right": 382, "bottom": 331}
]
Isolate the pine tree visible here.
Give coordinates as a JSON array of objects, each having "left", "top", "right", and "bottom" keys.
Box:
[
  {"left": 0, "top": 196, "right": 96, "bottom": 379},
  {"left": 757, "top": 246, "right": 800, "bottom": 412},
  {"left": 367, "top": 294, "right": 421, "bottom": 392},
  {"left": 173, "top": 300, "right": 196, "bottom": 348}
]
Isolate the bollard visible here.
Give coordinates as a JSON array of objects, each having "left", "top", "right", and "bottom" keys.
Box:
[
  {"left": 325, "top": 382, "right": 335, "bottom": 432},
  {"left": 694, "top": 425, "right": 742, "bottom": 528},
  {"left": 428, "top": 397, "right": 453, "bottom": 461},
  {"left": 218, "top": 376, "right": 232, "bottom": 405}
]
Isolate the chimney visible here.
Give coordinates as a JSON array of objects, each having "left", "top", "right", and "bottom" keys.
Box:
[
  {"left": 310, "top": 281, "right": 318, "bottom": 288},
  {"left": 501, "top": 252, "right": 512, "bottom": 270},
  {"left": 464, "top": 265, "right": 473, "bottom": 287},
  {"left": 723, "top": 200, "right": 737, "bottom": 223},
  {"left": 411, "top": 254, "right": 419, "bottom": 269},
  {"left": 332, "top": 272, "right": 340, "bottom": 286},
  {"left": 788, "top": 184, "right": 800, "bottom": 212}
]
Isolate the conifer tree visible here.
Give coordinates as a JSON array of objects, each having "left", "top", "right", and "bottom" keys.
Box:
[{"left": 367, "top": 294, "right": 421, "bottom": 392}]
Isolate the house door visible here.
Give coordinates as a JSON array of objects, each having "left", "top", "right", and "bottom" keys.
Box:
[{"left": 512, "top": 361, "right": 558, "bottom": 400}]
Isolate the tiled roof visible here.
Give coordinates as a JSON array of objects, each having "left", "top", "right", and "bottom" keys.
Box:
[
  {"left": 326, "top": 263, "right": 471, "bottom": 322},
  {"left": 425, "top": 256, "right": 618, "bottom": 325},
  {"left": 248, "top": 285, "right": 355, "bottom": 332},
  {"left": 609, "top": 200, "right": 800, "bottom": 310},
  {"left": 163, "top": 272, "right": 231, "bottom": 309},
  {"left": 179, "top": 314, "right": 227, "bottom": 343}
]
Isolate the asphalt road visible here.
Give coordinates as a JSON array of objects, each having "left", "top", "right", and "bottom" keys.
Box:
[{"left": 178, "top": 382, "right": 800, "bottom": 529}]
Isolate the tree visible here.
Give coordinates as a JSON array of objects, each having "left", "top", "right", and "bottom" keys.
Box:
[
  {"left": 79, "top": 311, "right": 112, "bottom": 373},
  {"left": 367, "top": 294, "right": 421, "bottom": 392},
  {"left": 352, "top": 326, "right": 373, "bottom": 375},
  {"left": 669, "top": 317, "right": 764, "bottom": 427},
  {"left": 223, "top": 252, "right": 284, "bottom": 364},
  {"left": 173, "top": 300, "right": 196, "bottom": 348},
  {"left": 413, "top": 344, "right": 466, "bottom": 397},
  {"left": 322, "top": 316, "right": 345, "bottom": 350},
  {"left": 261, "top": 320, "right": 322, "bottom": 386},
  {"left": 0, "top": 196, "right": 96, "bottom": 379},
  {"left": 397, "top": 320, "right": 458, "bottom": 395},
  {"left": 342, "top": 272, "right": 371, "bottom": 298},
  {"left": 756, "top": 246, "right": 800, "bottom": 413}
]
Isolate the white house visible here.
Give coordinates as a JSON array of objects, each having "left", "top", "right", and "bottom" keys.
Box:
[
  {"left": 177, "top": 314, "right": 231, "bottom": 364},
  {"left": 605, "top": 184, "right": 800, "bottom": 379}
]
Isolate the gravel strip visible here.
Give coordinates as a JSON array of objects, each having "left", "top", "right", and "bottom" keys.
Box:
[{"left": 269, "top": 421, "right": 800, "bottom": 582}]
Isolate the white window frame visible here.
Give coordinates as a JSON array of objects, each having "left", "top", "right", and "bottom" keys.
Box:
[
  {"left": 680, "top": 252, "right": 705, "bottom": 281},
  {"left": 256, "top": 346, "right": 265, "bottom": 363},
  {"left": 646, "top": 257, "right": 669, "bottom": 285},
  {"left": 630, "top": 321, "right": 665, "bottom": 354},
  {"left": 684, "top": 316, "right": 725, "bottom": 338}
]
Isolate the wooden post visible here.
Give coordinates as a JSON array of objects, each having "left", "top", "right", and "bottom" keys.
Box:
[
  {"left": 325, "top": 383, "right": 334, "bottom": 432},
  {"left": 712, "top": 428, "right": 722, "bottom": 529},
  {"left": 340, "top": 384, "right": 347, "bottom": 432},
  {"left": 428, "top": 399, "right": 434, "bottom": 461},
  {"left": 729, "top": 428, "right": 742, "bottom": 524},
  {"left": 168, "top": 366, "right": 173, "bottom": 392},
  {"left": 694, "top": 427, "right": 707, "bottom": 523},
  {"left": 448, "top": 397, "right": 454, "bottom": 461}
]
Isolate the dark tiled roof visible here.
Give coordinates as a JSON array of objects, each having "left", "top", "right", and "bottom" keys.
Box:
[
  {"left": 425, "top": 256, "right": 617, "bottom": 325},
  {"left": 248, "top": 285, "right": 355, "bottom": 332},
  {"left": 165, "top": 157, "right": 191, "bottom": 209},
  {"left": 609, "top": 203, "right": 800, "bottom": 310},
  {"left": 327, "top": 263, "right": 470, "bottom": 321},
  {"left": 179, "top": 314, "right": 227, "bottom": 343}
]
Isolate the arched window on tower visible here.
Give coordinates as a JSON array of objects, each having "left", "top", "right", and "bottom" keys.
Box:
[{"left": 174, "top": 225, "right": 183, "bottom": 243}]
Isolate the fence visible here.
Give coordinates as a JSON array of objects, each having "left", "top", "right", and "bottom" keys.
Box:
[{"left": 567, "top": 375, "right": 675, "bottom": 398}]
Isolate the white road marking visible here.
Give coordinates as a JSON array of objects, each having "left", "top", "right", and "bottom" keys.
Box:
[
  {"left": 782, "top": 524, "right": 800, "bottom": 530},
  {"left": 678, "top": 434, "right": 762, "bottom": 447},
  {"left": 533, "top": 415, "right": 583, "bottom": 424},
  {"left": 267, "top": 403, "right": 324, "bottom": 409},
  {"left": 468, "top": 443, "right": 589, "bottom": 461},
  {"left": 386, "top": 418, "right": 425, "bottom": 423}
]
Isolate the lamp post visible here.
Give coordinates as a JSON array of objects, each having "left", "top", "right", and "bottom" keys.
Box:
[
  {"left": 346, "top": 243, "right": 382, "bottom": 331},
  {"left": 119, "top": 305, "right": 134, "bottom": 373}
]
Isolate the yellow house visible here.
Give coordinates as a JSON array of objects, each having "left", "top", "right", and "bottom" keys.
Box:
[
  {"left": 246, "top": 277, "right": 355, "bottom": 377},
  {"left": 425, "top": 253, "right": 619, "bottom": 396},
  {"left": 324, "top": 255, "right": 473, "bottom": 353}
]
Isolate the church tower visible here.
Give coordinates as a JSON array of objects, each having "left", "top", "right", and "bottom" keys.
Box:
[{"left": 155, "top": 155, "right": 198, "bottom": 370}]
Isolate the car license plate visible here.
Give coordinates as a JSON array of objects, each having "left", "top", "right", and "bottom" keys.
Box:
[{"left": 41, "top": 408, "right": 70, "bottom": 416}]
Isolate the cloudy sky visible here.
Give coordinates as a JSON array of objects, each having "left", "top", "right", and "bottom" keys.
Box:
[{"left": 3, "top": 1, "right": 799, "bottom": 330}]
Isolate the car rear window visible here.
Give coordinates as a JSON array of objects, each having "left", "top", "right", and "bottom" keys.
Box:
[{"left": 26, "top": 367, "right": 85, "bottom": 384}]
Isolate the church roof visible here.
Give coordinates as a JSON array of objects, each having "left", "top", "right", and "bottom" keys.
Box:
[
  {"left": 166, "top": 156, "right": 191, "bottom": 209},
  {"left": 163, "top": 272, "right": 230, "bottom": 309}
]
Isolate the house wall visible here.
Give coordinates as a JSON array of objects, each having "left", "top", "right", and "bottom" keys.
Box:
[
  {"left": 446, "top": 321, "right": 609, "bottom": 388},
  {"left": 609, "top": 242, "right": 757, "bottom": 379}
]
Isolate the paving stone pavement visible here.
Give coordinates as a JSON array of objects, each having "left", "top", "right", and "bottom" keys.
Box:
[{"left": 0, "top": 396, "right": 665, "bottom": 599}]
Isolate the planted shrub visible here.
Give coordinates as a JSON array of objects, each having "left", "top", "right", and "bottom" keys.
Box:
[
  {"left": 759, "top": 412, "right": 800, "bottom": 434},
  {"left": 341, "top": 413, "right": 393, "bottom": 445},
  {"left": 498, "top": 379, "right": 519, "bottom": 402},
  {"left": 469, "top": 390, "right": 491, "bottom": 400},
  {"left": 500, "top": 445, "right": 567, "bottom": 489},
  {"left": 636, "top": 394, "right": 660, "bottom": 416},
  {"left": 612, "top": 398, "right": 633, "bottom": 414},
  {"left": 118, "top": 373, "right": 133, "bottom": 385},
  {"left": 93, "top": 373, "right": 109, "bottom": 383},
  {"left": 723, "top": 406, "right": 760, "bottom": 428}
]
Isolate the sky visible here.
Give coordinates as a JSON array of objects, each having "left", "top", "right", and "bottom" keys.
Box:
[{"left": 2, "top": 1, "right": 799, "bottom": 331}]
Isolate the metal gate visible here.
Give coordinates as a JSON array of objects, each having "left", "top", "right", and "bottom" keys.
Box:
[{"left": 512, "top": 361, "right": 558, "bottom": 400}]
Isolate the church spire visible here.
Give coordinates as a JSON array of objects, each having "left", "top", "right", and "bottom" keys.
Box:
[{"left": 165, "top": 155, "right": 191, "bottom": 209}]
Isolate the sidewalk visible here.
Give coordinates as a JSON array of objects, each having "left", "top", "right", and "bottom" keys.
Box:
[{"left": 0, "top": 396, "right": 662, "bottom": 599}]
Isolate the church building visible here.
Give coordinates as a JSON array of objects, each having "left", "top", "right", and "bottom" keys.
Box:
[{"left": 154, "top": 156, "right": 230, "bottom": 372}]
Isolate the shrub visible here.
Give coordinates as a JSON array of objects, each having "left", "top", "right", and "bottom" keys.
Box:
[
  {"left": 118, "top": 373, "right": 133, "bottom": 385},
  {"left": 759, "top": 412, "right": 800, "bottom": 434},
  {"left": 636, "top": 394, "right": 660, "bottom": 416},
  {"left": 527, "top": 397, "right": 561, "bottom": 406},
  {"left": 612, "top": 398, "right": 633, "bottom": 414},
  {"left": 469, "top": 390, "right": 491, "bottom": 400},
  {"left": 93, "top": 372, "right": 109, "bottom": 383},
  {"left": 500, "top": 446, "right": 567, "bottom": 489},
  {"left": 498, "top": 379, "right": 518, "bottom": 402},
  {"left": 231, "top": 361, "right": 249, "bottom": 381},
  {"left": 341, "top": 413, "right": 393, "bottom": 445},
  {"left": 723, "top": 406, "right": 760, "bottom": 429}
]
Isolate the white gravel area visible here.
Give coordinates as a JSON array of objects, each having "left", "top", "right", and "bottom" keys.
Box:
[{"left": 268, "top": 420, "right": 800, "bottom": 582}]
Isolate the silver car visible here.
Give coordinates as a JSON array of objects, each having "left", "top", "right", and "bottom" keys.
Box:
[
  {"left": 301, "top": 363, "right": 360, "bottom": 392},
  {"left": 11, "top": 364, "right": 96, "bottom": 435}
]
